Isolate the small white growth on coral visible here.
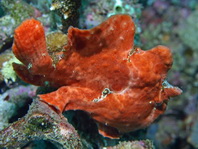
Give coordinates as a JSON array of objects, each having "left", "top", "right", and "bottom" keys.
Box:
[
  {"left": 1, "top": 54, "right": 21, "bottom": 83},
  {"left": 108, "top": 0, "right": 123, "bottom": 17},
  {"left": 63, "top": 14, "right": 68, "bottom": 19},
  {"left": 60, "top": 125, "right": 71, "bottom": 137}
]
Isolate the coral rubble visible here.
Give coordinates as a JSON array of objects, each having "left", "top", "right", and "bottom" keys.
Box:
[
  {"left": 106, "top": 140, "right": 154, "bottom": 149},
  {"left": 0, "top": 99, "right": 82, "bottom": 148},
  {"left": 50, "top": 0, "right": 81, "bottom": 32},
  {"left": 0, "top": 0, "right": 35, "bottom": 52},
  {"left": 0, "top": 85, "right": 37, "bottom": 130}
]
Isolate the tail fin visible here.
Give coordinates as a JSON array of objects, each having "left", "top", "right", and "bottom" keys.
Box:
[{"left": 12, "top": 19, "right": 53, "bottom": 75}]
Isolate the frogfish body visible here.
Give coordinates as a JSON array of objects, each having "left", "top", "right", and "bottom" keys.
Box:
[{"left": 12, "top": 15, "right": 182, "bottom": 138}]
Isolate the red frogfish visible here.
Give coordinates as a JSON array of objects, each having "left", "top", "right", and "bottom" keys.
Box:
[{"left": 12, "top": 14, "right": 182, "bottom": 138}]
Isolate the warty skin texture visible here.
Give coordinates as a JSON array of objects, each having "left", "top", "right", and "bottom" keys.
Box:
[{"left": 12, "top": 14, "right": 182, "bottom": 138}]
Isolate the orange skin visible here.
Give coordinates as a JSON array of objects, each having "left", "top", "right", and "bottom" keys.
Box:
[{"left": 12, "top": 15, "right": 182, "bottom": 138}]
